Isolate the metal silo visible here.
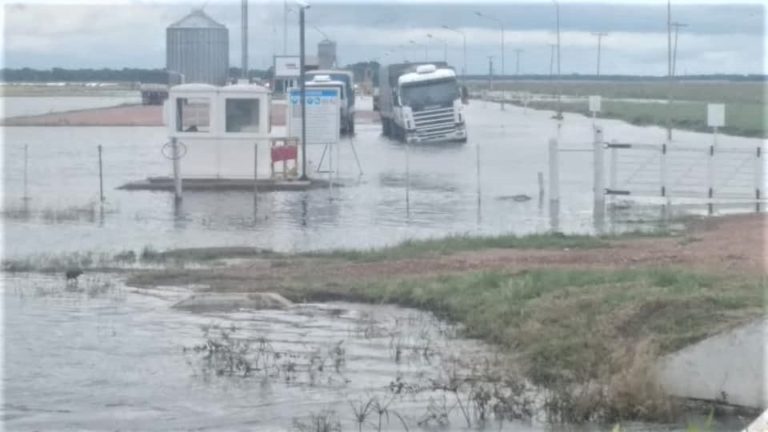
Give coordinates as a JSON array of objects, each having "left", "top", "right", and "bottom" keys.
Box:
[
  {"left": 317, "top": 39, "right": 337, "bottom": 69},
  {"left": 166, "top": 9, "right": 229, "bottom": 86}
]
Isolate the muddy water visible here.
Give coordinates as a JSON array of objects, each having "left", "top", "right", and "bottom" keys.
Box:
[
  {"left": 3, "top": 95, "right": 762, "bottom": 259},
  {"left": 4, "top": 273, "right": 748, "bottom": 431},
  {"left": 2, "top": 273, "right": 512, "bottom": 431}
]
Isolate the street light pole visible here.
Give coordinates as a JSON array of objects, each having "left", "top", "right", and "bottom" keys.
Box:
[
  {"left": 283, "top": 0, "right": 288, "bottom": 55},
  {"left": 409, "top": 40, "right": 427, "bottom": 62},
  {"left": 427, "top": 34, "right": 448, "bottom": 63},
  {"left": 592, "top": 32, "right": 608, "bottom": 77},
  {"left": 553, "top": 0, "right": 562, "bottom": 120},
  {"left": 442, "top": 25, "right": 467, "bottom": 81},
  {"left": 475, "top": 11, "right": 505, "bottom": 110},
  {"left": 299, "top": 3, "right": 309, "bottom": 180},
  {"left": 671, "top": 22, "right": 687, "bottom": 76},
  {"left": 487, "top": 56, "right": 494, "bottom": 90}
]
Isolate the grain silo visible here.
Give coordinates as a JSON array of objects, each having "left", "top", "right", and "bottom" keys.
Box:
[
  {"left": 317, "top": 39, "right": 337, "bottom": 69},
  {"left": 166, "top": 9, "right": 229, "bottom": 86}
]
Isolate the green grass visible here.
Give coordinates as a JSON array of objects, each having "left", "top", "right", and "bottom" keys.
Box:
[
  {"left": 470, "top": 80, "right": 766, "bottom": 138},
  {"left": 476, "top": 80, "right": 766, "bottom": 105},
  {"left": 524, "top": 99, "right": 765, "bottom": 138},
  {"left": 287, "top": 268, "right": 764, "bottom": 387},
  {"left": 302, "top": 232, "right": 613, "bottom": 261}
]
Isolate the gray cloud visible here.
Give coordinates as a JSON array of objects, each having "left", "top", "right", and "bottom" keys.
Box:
[{"left": 2, "top": 1, "right": 764, "bottom": 75}]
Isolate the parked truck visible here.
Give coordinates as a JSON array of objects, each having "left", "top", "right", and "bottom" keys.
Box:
[
  {"left": 306, "top": 69, "right": 355, "bottom": 134},
  {"left": 379, "top": 62, "right": 467, "bottom": 144}
]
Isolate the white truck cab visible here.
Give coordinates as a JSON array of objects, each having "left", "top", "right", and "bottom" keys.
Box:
[{"left": 380, "top": 63, "right": 467, "bottom": 144}]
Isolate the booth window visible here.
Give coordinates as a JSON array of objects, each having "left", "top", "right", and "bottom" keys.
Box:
[
  {"left": 225, "top": 98, "right": 261, "bottom": 133},
  {"left": 176, "top": 97, "right": 210, "bottom": 133}
]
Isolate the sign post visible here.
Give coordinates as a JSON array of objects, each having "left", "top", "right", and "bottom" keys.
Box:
[{"left": 287, "top": 86, "right": 341, "bottom": 184}]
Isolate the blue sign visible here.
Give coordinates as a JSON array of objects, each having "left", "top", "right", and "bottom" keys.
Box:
[{"left": 289, "top": 89, "right": 338, "bottom": 104}]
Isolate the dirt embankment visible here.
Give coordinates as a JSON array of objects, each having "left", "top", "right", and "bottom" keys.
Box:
[{"left": 129, "top": 214, "right": 766, "bottom": 292}]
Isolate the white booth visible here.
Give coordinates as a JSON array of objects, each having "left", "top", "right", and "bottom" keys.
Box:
[{"left": 166, "top": 83, "right": 272, "bottom": 179}]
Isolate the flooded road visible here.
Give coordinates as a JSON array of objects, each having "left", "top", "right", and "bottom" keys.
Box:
[{"left": 4, "top": 95, "right": 761, "bottom": 259}]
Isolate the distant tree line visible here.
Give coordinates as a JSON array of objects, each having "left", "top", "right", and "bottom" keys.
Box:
[
  {"left": 2, "top": 67, "right": 763, "bottom": 84},
  {"left": 1, "top": 67, "right": 270, "bottom": 84}
]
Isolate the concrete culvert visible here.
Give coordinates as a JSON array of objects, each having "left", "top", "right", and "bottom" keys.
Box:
[{"left": 172, "top": 292, "right": 293, "bottom": 313}]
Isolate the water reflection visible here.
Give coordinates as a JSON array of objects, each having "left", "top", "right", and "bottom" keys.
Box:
[{"left": 2, "top": 99, "right": 765, "bottom": 257}]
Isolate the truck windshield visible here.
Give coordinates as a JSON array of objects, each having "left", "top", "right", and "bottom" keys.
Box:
[{"left": 400, "top": 79, "right": 459, "bottom": 109}]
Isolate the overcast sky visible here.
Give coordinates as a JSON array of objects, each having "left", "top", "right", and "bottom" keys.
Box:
[{"left": 2, "top": 0, "right": 765, "bottom": 75}]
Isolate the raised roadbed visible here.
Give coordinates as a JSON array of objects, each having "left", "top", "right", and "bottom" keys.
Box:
[{"left": 118, "top": 176, "right": 330, "bottom": 192}]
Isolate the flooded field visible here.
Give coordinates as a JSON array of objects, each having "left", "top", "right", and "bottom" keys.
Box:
[
  {"left": 3, "top": 95, "right": 761, "bottom": 259},
  {"left": 3, "top": 273, "right": 741, "bottom": 431}
]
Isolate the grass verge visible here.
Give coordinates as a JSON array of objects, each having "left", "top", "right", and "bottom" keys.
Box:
[
  {"left": 521, "top": 99, "right": 765, "bottom": 138},
  {"left": 277, "top": 267, "right": 764, "bottom": 422},
  {"left": 2, "top": 230, "right": 672, "bottom": 273}
]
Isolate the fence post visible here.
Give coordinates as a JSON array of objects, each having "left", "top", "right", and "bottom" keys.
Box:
[
  {"left": 593, "top": 127, "right": 605, "bottom": 207},
  {"left": 328, "top": 140, "right": 334, "bottom": 198},
  {"left": 660, "top": 141, "right": 668, "bottom": 201},
  {"left": 756, "top": 146, "right": 763, "bottom": 211},
  {"left": 253, "top": 142, "right": 259, "bottom": 199},
  {"left": 538, "top": 171, "right": 545, "bottom": 203},
  {"left": 405, "top": 141, "right": 411, "bottom": 216},
  {"left": 548, "top": 138, "right": 560, "bottom": 205},
  {"left": 593, "top": 127, "right": 606, "bottom": 234},
  {"left": 476, "top": 141, "right": 481, "bottom": 208},
  {"left": 609, "top": 140, "right": 617, "bottom": 197},
  {"left": 23, "top": 144, "right": 29, "bottom": 201},
  {"left": 98, "top": 144, "right": 104, "bottom": 203},
  {"left": 708, "top": 127, "right": 717, "bottom": 201},
  {"left": 548, "top": 138, "right": 560, "bottom": 232},
  {"left": 172, "top": 137, "right": 182, "bottom": 201}
]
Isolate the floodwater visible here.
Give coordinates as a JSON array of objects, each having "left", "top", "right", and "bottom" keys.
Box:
[
  {"left": 3, "top": 94, "right": 762, "bottom": 259},
  {"left": 2, "top": 274, "right": 738, "bottom": 431},
  {"left": 2, "top": 94, "right": 759, "bottom": 431}
]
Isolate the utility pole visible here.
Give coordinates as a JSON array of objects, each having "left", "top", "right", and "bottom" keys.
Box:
[
  {"left": 241, "top": 0, "right": 248, "bottom": 79},
  {"left": 666, "top": 0, "right": 673, "bottom": 142},
  {"left": 549, "top": 43, "right": 556, "bottom": 77},
  {"left": 514, "top": 49, "right": 523, "bottom": 76},
  {"left": 487, "top": 56, "right": 494, "bottom": 91},
  {"left": 592, "top": 32, "right": 608, "bottom": 77},
  {"left": 671, "top": 22, "right": 687, "bottom": 76}
]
